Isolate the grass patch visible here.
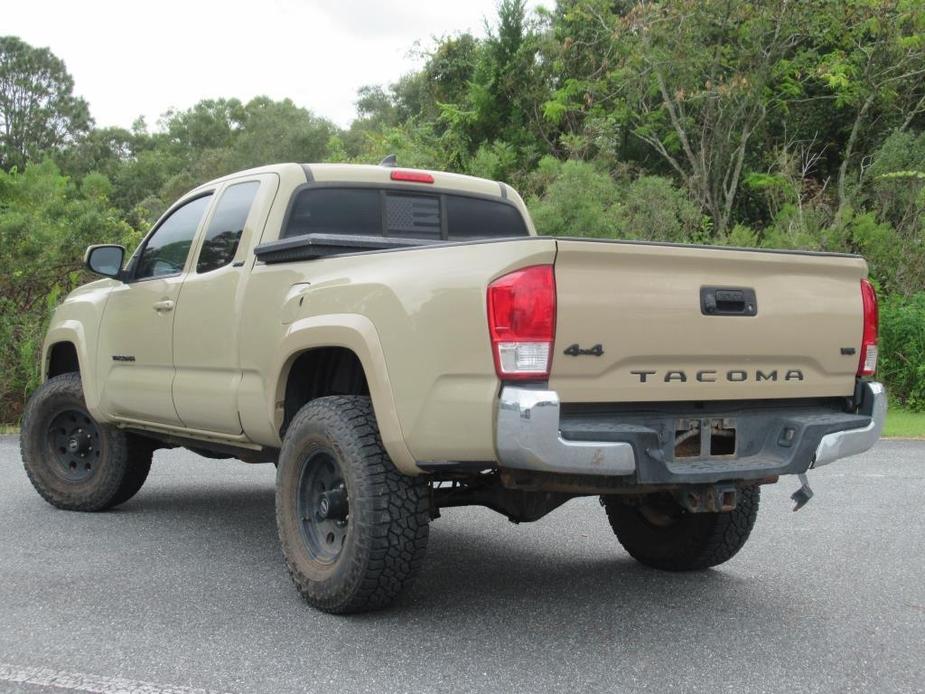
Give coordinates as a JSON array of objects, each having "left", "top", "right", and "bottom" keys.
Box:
[
  {"left": 883, "top": 407, "right": 925, "bottom": 439},
  {"left": 0, "top": 424, "right": 18, "bottom": 435}
]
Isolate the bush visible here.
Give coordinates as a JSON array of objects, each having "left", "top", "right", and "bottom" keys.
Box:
[
  {"left": 852, "top": 130, "right": 925, "bottom": 295},
  {"left": 527, "top": 159, "right": 702, "bottom": 241},
  {"left": 0, "top": 291, "right": 56, "bottom": 421},
  {"left": 878, "top": 292, "right": 925, "bottom": 412},
  {"left": 860, "top": 130, "right": 925, "bottom": 234},
  {"left": 614, "top": 176, "right": 704, "bottom": 243},
  {"left": 466, "top": 141, "right": 519, "bottom": 182},
  {"left": 0, "top": 161, "right": 139, "bottom": 423},
  {"left": 527, "top": 159, "right": 623, "bottom": 237}
]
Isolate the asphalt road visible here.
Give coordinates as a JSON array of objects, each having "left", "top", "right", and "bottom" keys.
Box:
[{"left": 0, "top": 436, "right": 922, "bottom": 694}]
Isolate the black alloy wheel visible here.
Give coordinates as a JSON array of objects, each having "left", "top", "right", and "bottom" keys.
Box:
[
  {"left": 298, "top": 451, "right": 350, "bottom": 564},
  {"left": 46, "top": 409, "right": 101, "bottom": 483}
]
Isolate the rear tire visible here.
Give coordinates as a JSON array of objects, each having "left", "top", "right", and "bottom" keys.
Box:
[
  {"left": 276, "top": 395, "right": 430, "bottom": 614},
  {"left": 20, "top": 373, "right": 153, "bottom": 511},
  {"left": 602, "top": 486, "right": 759, "bottom": 571}
]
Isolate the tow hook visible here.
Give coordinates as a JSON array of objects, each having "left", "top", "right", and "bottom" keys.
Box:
[{"left": 790, "top": 473, "right": 814, "bottom": 512}]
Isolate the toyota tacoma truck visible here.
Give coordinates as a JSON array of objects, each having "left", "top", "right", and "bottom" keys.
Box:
[{"left": 20, "top": 162, "right": 886, "bottom": 613}]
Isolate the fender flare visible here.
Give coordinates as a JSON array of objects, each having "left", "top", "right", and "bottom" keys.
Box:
[
  {"left": 42, "top": 321, "right": 102, "bottom": 414},
  {"left": 271, "top": 313, "right": 417, "bottom": 474}
]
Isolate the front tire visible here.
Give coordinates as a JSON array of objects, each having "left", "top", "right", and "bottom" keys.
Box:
[
  {"left": 276, "top": 396, "right": 430, "bottom": 614},
  {"left": 20, "top": 373, "right": 153, "bottom": 511},
  {"left": 602, "top": 486, "right": 760, "bottom": 571}
]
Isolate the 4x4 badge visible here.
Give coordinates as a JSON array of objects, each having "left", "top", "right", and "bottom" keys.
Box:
[{"left": 563, "top": 343, "right": 604, "bottom": 357}]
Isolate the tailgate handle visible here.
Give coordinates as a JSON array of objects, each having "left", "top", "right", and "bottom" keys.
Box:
[{"left": 701, "top": 287, "right": 757, "bottom": 316}]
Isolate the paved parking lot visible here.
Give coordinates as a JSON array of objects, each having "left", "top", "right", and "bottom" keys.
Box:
[{"left": 0, "top": 436, "right": 922, "bottom": 693}]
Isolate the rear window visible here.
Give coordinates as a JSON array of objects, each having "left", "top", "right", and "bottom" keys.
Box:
[
  {"left": 447, "top": 195, "right": 528, "bottom": 239},
  {"left": 285, "top": 188, "right": 380, "bottom": 238},
  {"left": 384, "top": 193, "right": 441, "bottom": 239},
  {"left": 283, "top": 187, "right": 528, "bottom": 240}
]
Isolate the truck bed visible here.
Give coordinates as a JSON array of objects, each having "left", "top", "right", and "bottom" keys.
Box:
[{"left": 252, "top": 231, "right": 867, "bottom": 407}]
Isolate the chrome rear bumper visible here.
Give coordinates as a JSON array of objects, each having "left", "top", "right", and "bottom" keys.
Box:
[
  {"left": 495, "top": 381, "right": 886, "bottom": 479},
  {"left": 496, "top": 387, "right": 636, "bottom": 476},
  {"left": 812, "top": 381, "right": 886, "bottom": 467}
]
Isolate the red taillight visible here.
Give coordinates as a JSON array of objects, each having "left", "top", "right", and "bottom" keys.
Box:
[
  {"left": 390, "top": 169, "right": 434, "bottom": 183},
  {"left": 487, "top": 265, "right": 556, "bottom": 380},
  {"left": 858, "top": 278, "right": 878, "bottom": 377}
]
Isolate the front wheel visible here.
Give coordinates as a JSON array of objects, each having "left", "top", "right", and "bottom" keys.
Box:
[
  {"left": 275, "top": 396, "right": 430, "bottom": 613},
  {"left": 20, "top": 373, "right": 153, "bottom": 511},
  {"left": 602, "top": 486, "right": 760, "bottom": 571}
]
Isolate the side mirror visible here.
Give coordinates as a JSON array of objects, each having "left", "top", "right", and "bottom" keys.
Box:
[{"left": 85, "top": 244, "right": 125, "bottom": 278}]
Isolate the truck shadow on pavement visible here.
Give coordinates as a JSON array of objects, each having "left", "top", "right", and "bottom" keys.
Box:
[
  {"left": 398, "top": 523, "right": 764, "bottom": 621},
  {"left": 7, "top": 473, "right": 809, "bottom": 662},
  {"left": 115, "top": 483, "right": 786, "bottom": 633}
]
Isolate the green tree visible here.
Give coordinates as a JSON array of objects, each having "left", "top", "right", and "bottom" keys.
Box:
[
  {"left": 545, "top": 1, "right": 808, "bottom": 235},
  {"left": 438, "top": 1, "right": 553, "bottom": 174},
  {"left": 163, "top": 98, "right": 245, "bottom": 152},
  {"left": 56, "top": 125, "right": 138, "bottom": 184},
  {"left": 223, "top": 97, "right": 336, "bottom": 172},
  {"left": 0, "top": 161, "right": 137, "bottom": 420},
  {"left": 0, "top": 36, "right": 91, "bottom": 171},
  {"left": 861, "top": 129, "right": 925, "bottom": 234},
  {"left": 808, "top": 0, "right": 925, "bottom": 218},
  {"left": 397, "top": 33, "right": 481, "bottom": 124},
  {"left": 355, "top": 85, "right": 398, "bottom": 128}
]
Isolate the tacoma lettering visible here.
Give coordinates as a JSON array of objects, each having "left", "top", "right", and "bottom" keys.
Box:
[{"left": 632, "top": 369, "right": 804, "bottom": 383}]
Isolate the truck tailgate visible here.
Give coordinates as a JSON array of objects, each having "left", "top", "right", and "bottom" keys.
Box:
[{"left": 549, "top": 239, "right": 868, "bottom": 403}]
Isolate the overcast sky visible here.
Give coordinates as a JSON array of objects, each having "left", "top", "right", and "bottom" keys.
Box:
[{"left": 6, "top": 0, "right": 542, "bottom": 131}]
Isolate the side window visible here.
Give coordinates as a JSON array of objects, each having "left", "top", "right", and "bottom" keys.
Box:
[
  {"left": 136, "top": 195, "right": 212, "bottom": 280},
  {"left": 197, "top": 181, "right": 260, "bottom": 273},
  {"left": 284, "top": 188, "right": 380, "bottom": 238}
]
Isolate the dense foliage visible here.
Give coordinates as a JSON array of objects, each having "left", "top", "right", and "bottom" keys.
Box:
[
  {"left": 1, "top": 0, "right": 924, "bottom": 421},
  {"left": 880, "top": 293, "right": 925, "bottom": 410},
  {"left": 0, "top": 161, "right": 137, "bottom": 417}
]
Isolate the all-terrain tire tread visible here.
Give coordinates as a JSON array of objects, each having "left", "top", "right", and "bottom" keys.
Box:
[
  {"left": 20, "top": 373, "right": 152, "bottom": 511},
  {"left": 277, "top": 396, "right": 429, "bottom": 614}
]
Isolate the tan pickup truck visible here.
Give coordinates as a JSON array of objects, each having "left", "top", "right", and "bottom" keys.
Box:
[{"left": 20, "top": 162, "right": 886, "bottom": 613}]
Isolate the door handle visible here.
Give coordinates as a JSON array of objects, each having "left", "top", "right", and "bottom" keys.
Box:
[
  {"left": 152, "top": 299, "right": 175, "bottom": 313},
  {"left": 700, "top": 286, "right": 757, "bottom": 316}
]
